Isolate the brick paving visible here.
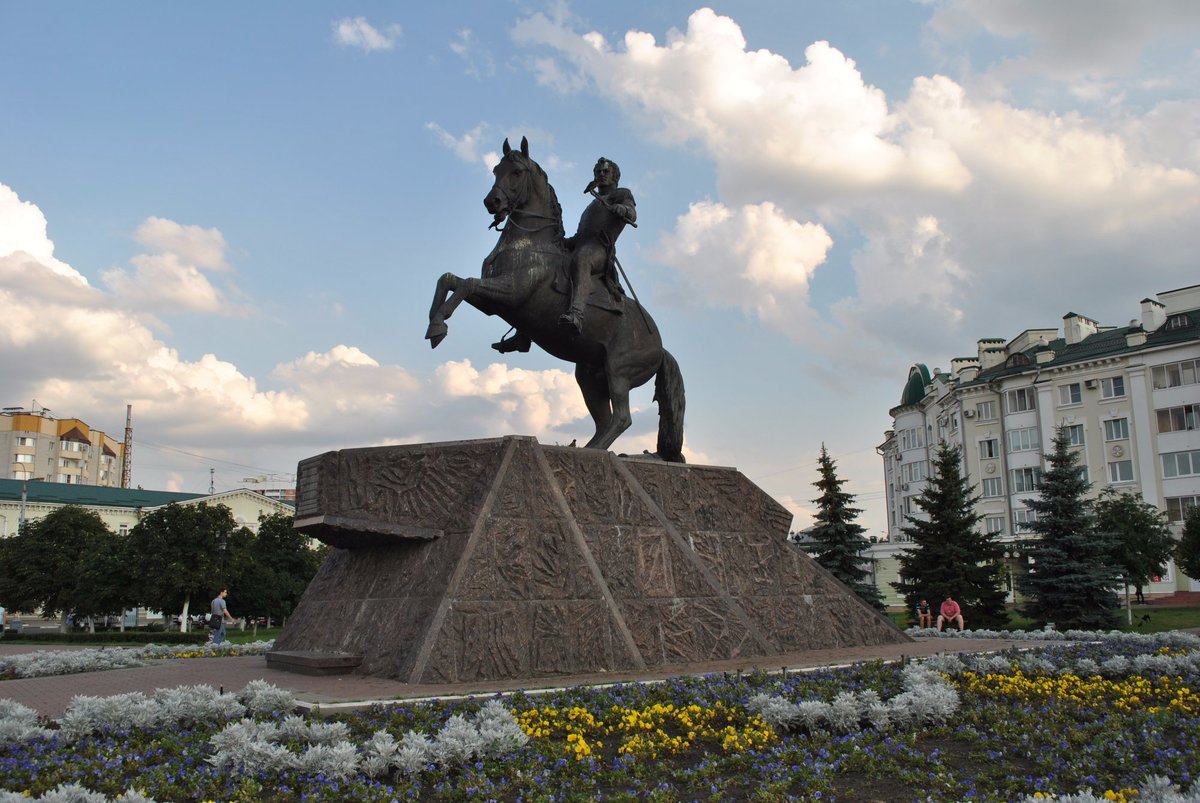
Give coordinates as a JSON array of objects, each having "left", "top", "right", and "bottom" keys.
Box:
[{"left": 1, "top": 635, "right": 1052, "bottom": 719}]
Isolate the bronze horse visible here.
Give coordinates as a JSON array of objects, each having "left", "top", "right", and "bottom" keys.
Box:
[{"left": 425, "top": 137, "right": 685, "bottom": 462}]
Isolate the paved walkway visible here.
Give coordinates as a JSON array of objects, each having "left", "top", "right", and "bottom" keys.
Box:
[{"left": 0, "top": 635, "right": 1053, "bottom": 719}]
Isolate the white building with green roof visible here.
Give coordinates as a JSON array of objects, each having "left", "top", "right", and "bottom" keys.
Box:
[{"left": 870, "top": 284, "right": 1200, "bottom": 609}]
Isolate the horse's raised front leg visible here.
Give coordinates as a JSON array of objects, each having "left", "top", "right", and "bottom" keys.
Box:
[{"left": 425, "top": 273, "right": 478, "bottom": 349}]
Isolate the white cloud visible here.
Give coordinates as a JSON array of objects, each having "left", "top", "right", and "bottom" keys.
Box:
[
  {"left": 427, "top": 122, "right": 493, "bottom": 171},
  {"left": 100, "top": 216, "right": 240, "bottom": 315},
  {"left": 332, "top": 17, "right": 401, "bottom": 53},
  {"left": 653, "top": 200, "right": 832, "bottom": 341},
  {"left": 0, "top": 184, "right": 89, "bottom": 283},
  {"left": 436, "top": 359, "right": 588, "bottom": 434},
  {"left": 929, "top": 0, "right": 1200, "bottom": 80},
  {"left": 515, "top": 8, "right": 971, "bottom": 203},
  {"left": 134, "top": 217, "right": 230, "bottom": 271},
  {"left": 450, "top": 29, "right": 495, "bottom": 79}
]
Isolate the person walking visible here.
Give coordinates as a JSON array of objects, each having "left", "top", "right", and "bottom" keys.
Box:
[{"left": 209, "top": 589, "right": 235, "bottom": 645}]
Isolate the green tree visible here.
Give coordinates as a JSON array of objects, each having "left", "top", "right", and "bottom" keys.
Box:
[
  {"left": 1019, "top": 428, "right": 1120, "bottom": 630},
  {"left": 892, "top": 442, "right": 1008, "bottom": 629},
  {"left": 1176, "top": 505, "right": 1200, "bottom": 582},
  {"left": 803, "top": 445, "right": 885, "bottom": 610},
  {"left": 122, "top": 502, "right": 243, "bottom": 630},
  {"left": 227, "top": 513, "right": 327, "bottom": 624},
  {"left": 0, "top": 506, "right": 129, "bottom": 632},
  {"left": 1093, "top": 489, "right": 1176, "bottom": 604}
]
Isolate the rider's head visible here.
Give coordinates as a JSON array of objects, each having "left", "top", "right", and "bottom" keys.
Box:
[{"left": 594, "top": 157, "right": 620, "bottom": 186}]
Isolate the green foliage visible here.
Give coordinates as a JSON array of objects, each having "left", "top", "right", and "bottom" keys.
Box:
[
  {"left": 122, "top": 502, "right": 241, "bottom": 621},
  {"left": 892, "top": 443, "right": 1008, "bottom": 628},
  {"left": 1093, "top": 488, "right": 1176, "bottom": 594},
  {"left": 227, "top": 513, "right": 326, "bottom": 622},
  {"left": 803, "top": 445, "right": 885, "bottom": 610},
  {"left": 1176, "top": 505, "right": 1200, "bottom": 582},
  {"left": 1018, "top": 428, "right": 1120, "bottom": 630},
  {"left": 0, "top": 505, "right": 131, "bottom": 624}
]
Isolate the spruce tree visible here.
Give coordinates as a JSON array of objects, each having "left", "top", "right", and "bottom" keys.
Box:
[
  {"left": 804, "top": 445, "right": 885, "bottom": 610},
  {"left": 1018, "top": 427, "right": 1120, "bottom": 630},
  {"left": 1174, "top": 505, "right": 1200, "bottom": 584},
  {"left": 892, "top": 442, "right": 1008, "bottom": 628}
]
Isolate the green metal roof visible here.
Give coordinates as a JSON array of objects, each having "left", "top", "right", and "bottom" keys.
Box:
[
  {"left": 0, "top": 479, "right": 204, "bottom": 509},
  {"left": 899, "top": 364, "right": 932, "bottom": 407}
]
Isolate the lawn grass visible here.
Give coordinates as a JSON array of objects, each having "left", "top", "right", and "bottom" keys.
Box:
[{"left": 889, "top": 604, "right": 1200, "bottom": 633}]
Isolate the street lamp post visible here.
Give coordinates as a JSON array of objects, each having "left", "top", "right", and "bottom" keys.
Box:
[{"left": 16, "top": 476, "right": 44, "bottom": 532}]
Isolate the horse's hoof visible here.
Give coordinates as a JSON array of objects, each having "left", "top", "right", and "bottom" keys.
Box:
[{"left": 425, "top": 323, "right": 448, "bottom": 348}]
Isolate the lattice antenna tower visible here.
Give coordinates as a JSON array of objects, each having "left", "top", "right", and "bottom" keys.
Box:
[{"left": 121, "top": 404, "right": 133, "bottom": 489}]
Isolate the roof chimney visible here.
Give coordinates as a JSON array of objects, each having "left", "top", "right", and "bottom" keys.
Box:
[{"left": 1141, "top": 298, "right": 1167, "bottom": 331}]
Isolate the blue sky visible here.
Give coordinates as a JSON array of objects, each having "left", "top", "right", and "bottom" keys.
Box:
[{"left": 3, "top": 1, "right": 1198, "bottom": 534}]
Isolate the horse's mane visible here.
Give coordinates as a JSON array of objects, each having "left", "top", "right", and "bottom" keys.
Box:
[{"left": 509, "top": 151, "right": 567, "bottom": 243}]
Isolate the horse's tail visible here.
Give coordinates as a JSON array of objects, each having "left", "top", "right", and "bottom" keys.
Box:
[{"left": 653, "top": 349, "right": 686, "bottom": 463}]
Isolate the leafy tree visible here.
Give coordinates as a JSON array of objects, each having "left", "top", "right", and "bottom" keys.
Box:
[
  {"left": 1176, "top": 505, "right": 1200, "bottom": 582},
  {"left": 1093, "top": 489, "right": 1176, "bottom": 604},
  {"left": 0, "top": 506, "right": 129, "bottom": 631},
  {"left": 892, "top": 442, "right": 1008, "bottom": 628},
  {"left": 1018, "top": 428, "right": 1120, "bottom": 630},
  {"left": 227, "top": 513, "right": 327, "bottom": 623},
  {"left": 803, "top": 445, "right": 885, "bottom": 610},
  {"left": 122, "top": 502, "right": 245, "bottom": 630}
]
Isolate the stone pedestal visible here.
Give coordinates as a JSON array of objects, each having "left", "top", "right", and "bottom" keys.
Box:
[{"left": 271, "top": 436, "right": 908, "bottom": 684}]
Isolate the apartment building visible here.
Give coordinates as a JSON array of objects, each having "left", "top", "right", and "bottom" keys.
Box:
[
  {"left": 870, "top": 284, "right": 1200, "bottom": 607},
  {"left": 1, "top": 407, "right": 125, "bottom": 487}
]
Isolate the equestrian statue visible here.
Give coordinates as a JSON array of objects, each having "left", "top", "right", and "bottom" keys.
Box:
[{"left": 425, "top": 137, "right": 685, "bottom": 462}]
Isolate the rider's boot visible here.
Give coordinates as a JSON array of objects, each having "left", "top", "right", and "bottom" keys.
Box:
[
  {"left": 491, "top": 331, "right": 532, "bottom": 353},
  {"left": 558, "top": 305, "right": 585, "bottom": 335}
]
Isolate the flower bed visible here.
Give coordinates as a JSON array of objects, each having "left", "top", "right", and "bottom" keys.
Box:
[{"left": 0, "top": 633, "right": 1198, "bottom": 801}]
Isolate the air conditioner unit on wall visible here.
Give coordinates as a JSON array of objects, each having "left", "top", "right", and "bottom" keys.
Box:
[
  {"left": 963, "top": 410, "right": 975, "bottom": 418},
  {"left": 902, "top": 483, "right": 910, "bottom": 491},
  {"left": 1085, "top": 379, "right": 1098, "bottom": 389}
]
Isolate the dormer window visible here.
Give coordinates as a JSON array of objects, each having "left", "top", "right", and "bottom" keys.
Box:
[{"left": 1005, "top": 353, "right": 1031, "bottom": 368}]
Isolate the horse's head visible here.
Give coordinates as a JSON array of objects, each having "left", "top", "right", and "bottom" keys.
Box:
[{"left": 484, "top": 136, "right": 534, "bottom": 223}]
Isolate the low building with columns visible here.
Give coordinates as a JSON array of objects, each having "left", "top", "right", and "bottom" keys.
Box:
[{"left": 870, "top": 284, "right": 1200, "bottom": 609}]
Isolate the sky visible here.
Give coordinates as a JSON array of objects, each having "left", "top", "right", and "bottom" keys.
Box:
[{"left": 2, "top": 1, "right": 1198, "bottom": 536}]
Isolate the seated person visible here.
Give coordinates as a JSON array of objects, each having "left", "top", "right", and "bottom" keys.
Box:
[
  {"left": 936, "top": 594, "right": 965, "bottom": 632},
  {"left": 915, "top": 599, "right": 933, "bottom": 629}
]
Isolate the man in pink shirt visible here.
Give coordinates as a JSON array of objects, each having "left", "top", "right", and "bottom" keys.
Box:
[{"left": 937, "top": 594, "right": 965, "bottom": 631}]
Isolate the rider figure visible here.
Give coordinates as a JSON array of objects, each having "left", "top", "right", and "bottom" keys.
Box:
[
  {"left": 559, "top": 157, "right": 636, "bottom": 334},
  {"left": 492, "top": 157, "right": 635, "bottom": 353}
]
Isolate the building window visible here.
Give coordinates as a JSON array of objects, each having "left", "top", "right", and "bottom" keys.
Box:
[
  {"left": 1153, "top": 359, "right": 1199, "bottom": 389},
  {"left": 903, "top": 496, "right": 921, "bottom": 515},
  {"left": 1006, "top": 387, "right": 1037, "bottom": 413},
  {"left": 1166, "top": 496, "right": 1200, "bottom": 523},
  {"left": 1162, "top": 450, "right": 1200, "bottom": 479},
  {"left": 901, "top": 461, "right": 928, "bottom": 483},
  {"left": 1108, "top": 460, "right": 1134, "bottom": 483},
  {"left": 14, "top": 453, "right": 33, "bottom": 464},
  {"left": 1007, "top": 427, "right": 1040, "bottom": 453},
  {"left": 899, "top": 427, "right": 925, "bottom": 451},
  {"left": 1104, "top": 418, "right": 1130, "bottom": 441},
  {"left": 1058, "top": 383, "right": 1082, "bottom": 406},
  {"left": 1014, "top": 508, "right": 1039, "bottom": 532},
  {"left": 984, "top": 515, "right": 1005, "bottom": 534},
  {"left": 1100, "top": 376, "right": 1126, "bottom": 399},
  {"left": 979, "top": 439, "right": 999, "bottom": 459},
  {"left": 1157, "top": 404, "right": 1200, "bottom": 434},
  {"left": 1010, "top": 467, "right": 1043, "bottom": 493},
  {"left": 15, "top": 436, "right": 35, "bottom": 447},
  {"left": 118, "top": 524, "right": 129, "bottom": 536},
  {"left": 949, "top": 413, "right": 959, "bottom": 433},
  {"left": 1063, "top": 424, "right": 1085, "bottom": 447},
  {"left": 977, "top": 401, "right": 998, "bottom": 421},
  {"left": 982, "top": 477, "right": 1004, "bottom": 498}
]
